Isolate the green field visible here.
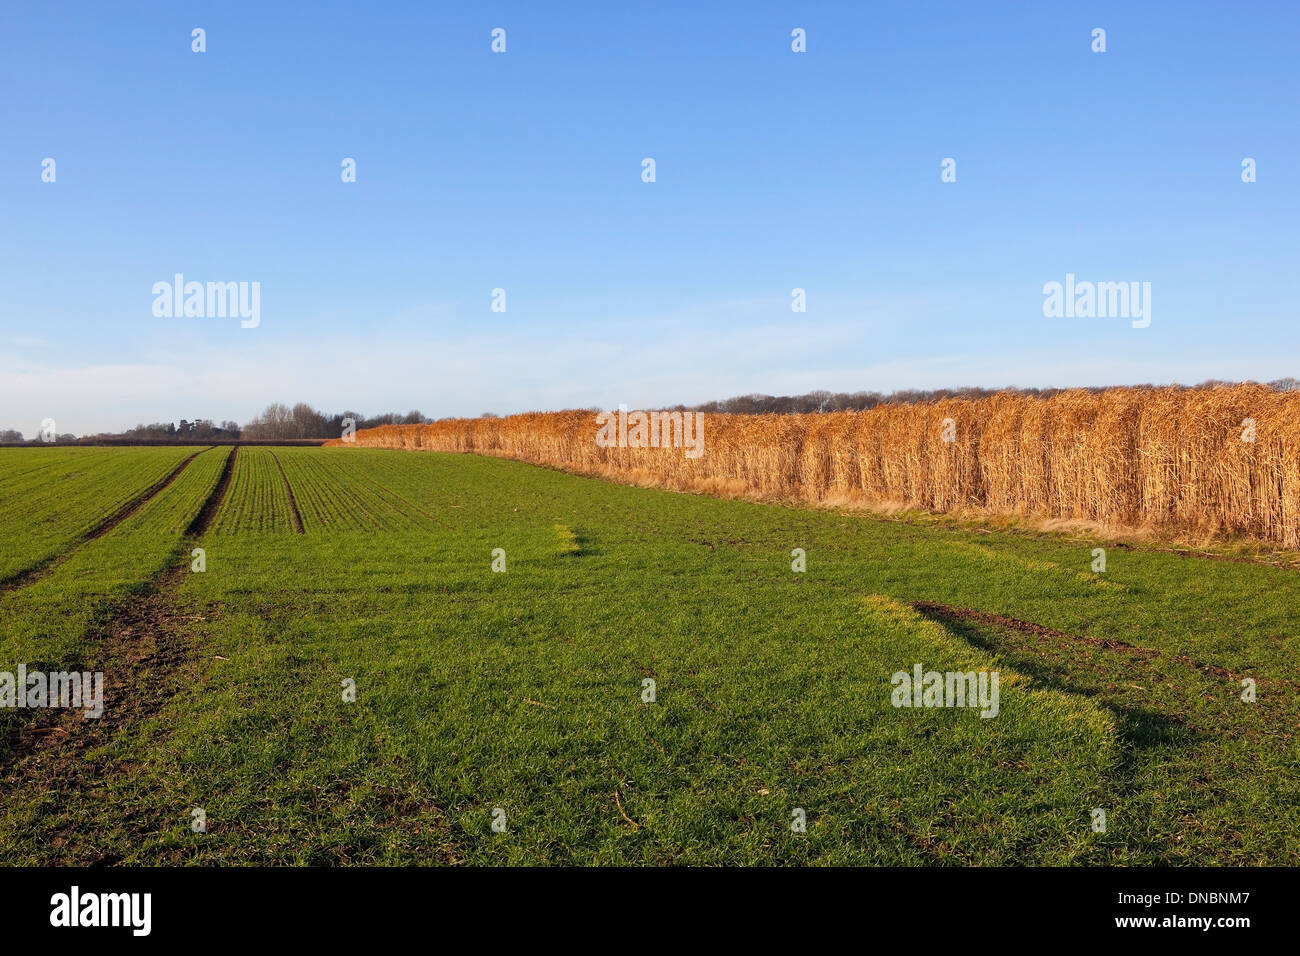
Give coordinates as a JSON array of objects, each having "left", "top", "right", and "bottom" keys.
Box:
[{"left": 0, "top": 446, "right": 1296, "bottom": 865}]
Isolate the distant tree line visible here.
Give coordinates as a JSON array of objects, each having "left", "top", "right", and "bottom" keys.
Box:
[
  {"left": 0, "top": 403, "right": 429, "bottom": 443},
  {"left": 103, "top": 419, "right": 243, "bottom": 441},
  {"left": 0, "top": 429, "right": 83, "bottom": 444},
  {"left": 0, "top": 419, "right": 243, "bottom": 443},
  {"left": 240, "top": 403, "right": 428, "bottom": 440},
  {"left": 672, "top": 378, "right": 1300, "bottom": 415}
]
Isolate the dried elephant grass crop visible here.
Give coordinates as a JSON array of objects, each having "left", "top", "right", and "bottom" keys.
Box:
[{"left": 324, "top": 385, "right": 1300, "bottom": 546}]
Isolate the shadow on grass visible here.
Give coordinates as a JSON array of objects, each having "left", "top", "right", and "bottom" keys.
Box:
[{"left": 914, "top": 606, "right": 1198, "bottom": 752}]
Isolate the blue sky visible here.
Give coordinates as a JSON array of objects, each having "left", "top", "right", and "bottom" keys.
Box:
[{"left": 1, "top": 1, "right": 1297, "bottom": 433}]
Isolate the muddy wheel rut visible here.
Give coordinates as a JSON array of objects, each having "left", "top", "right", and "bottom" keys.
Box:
[
  {"left": 0, "top": 446, "right": 240, "bottom": 863},
  {"left": 911, "top": 600, "right": 1280, "bottom": 688},
  {"left": 186, "top": 446, "right": 238, "bottom": 536},
  {"left": 268, "top": 450, "right": 303, "bottom": 534},
  {"left": 0, "top": 447, "right": 211, "bottom": 594}
]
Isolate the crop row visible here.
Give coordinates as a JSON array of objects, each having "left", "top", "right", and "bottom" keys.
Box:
[
  {"left": 270, "top": 448, "right": 449, "bottom": 532},
  {"left": 207, "top": 448, "right": 295, "bottom": 534},
  {"left": 0, "top": 446, "right": 199, "bottom": 580},
  {"left": 0, "top": 446, "right": 230, "bottom": 670}
]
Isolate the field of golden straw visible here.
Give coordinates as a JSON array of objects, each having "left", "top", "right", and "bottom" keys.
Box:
[{"left": 325, "top": 384, "right": 1300, "bottom": 547}]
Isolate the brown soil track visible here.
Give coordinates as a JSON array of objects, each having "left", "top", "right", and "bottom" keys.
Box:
[
  {"left": 186, "top": 446, "right": 238, "bottom": 536},
  {"left": 0, "top": 447, "right": 211, "bottom": 594},
  {"left": 0, "top": 562, "right": 213, "bottom": 864},
  {"left": 0, "top": 564, "right": 196, "bottom": 782},
  {"left": 911, "top": 600, "right": 1269, "bottom": 687},
  {"left": 0, "top": 444, "right": 244, "bottom": 861},
  {"left": 268, "top": 450, "right": 304, "bottom": 533}
]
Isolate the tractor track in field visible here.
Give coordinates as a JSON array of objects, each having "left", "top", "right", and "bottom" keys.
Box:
[
  {"left": 0, "top": 445, "right": 241, "bottom": 863},
  {"left": 186, "top": 446, "right": 238, "bottom": 536},
  {"left": 0, "top": 447, "right": 212, "bottom": 595},
  {"left": 911, "top": 600, "right": 1281, "bottom": 688},
  {"left": 0, "top": 562, "right": 205, "bottom": 862},
  {"left": 268, "top": 450, "right": 304, "bottom": 533}
]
